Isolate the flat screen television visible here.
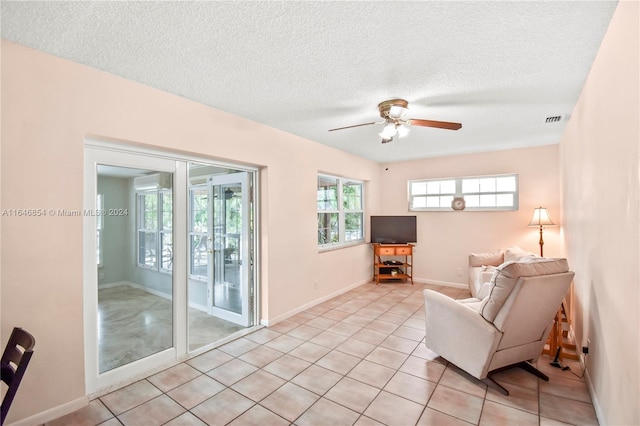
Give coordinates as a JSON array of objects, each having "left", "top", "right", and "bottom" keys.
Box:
[{"left": 370, "top": 215, "right": 417, "bottom": 244}]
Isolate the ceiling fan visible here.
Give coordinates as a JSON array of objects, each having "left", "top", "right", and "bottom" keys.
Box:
[{"left": 328, "top": 98, "right": 462, "bottom": 143}]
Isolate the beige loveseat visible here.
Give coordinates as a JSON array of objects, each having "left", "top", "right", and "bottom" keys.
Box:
[{"left": 468, "top": 246, "right": 539, "bottom": 298}]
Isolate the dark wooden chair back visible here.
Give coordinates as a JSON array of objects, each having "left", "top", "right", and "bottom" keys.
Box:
[{"left": 1, "top": 327, "right": 35, "bottom": 425}]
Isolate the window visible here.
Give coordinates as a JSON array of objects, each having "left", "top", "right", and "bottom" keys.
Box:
[
  {"left": 409, "top": 174, "right": 518, "bottom": 211},
  {"left": 160, "top": 191, "right": 173, "bottom": 270},
  {"left": 317, "top": 175, "right": 364, "bottom": 247},
  {"left": 189, "top": 186, "right": 208, "bottom": 279},
  {"left": 137, "top": 190, "right": 173, "bottom": 271},
  {"left": 96, "top": 193, "right": 104, "bottom": 267}
]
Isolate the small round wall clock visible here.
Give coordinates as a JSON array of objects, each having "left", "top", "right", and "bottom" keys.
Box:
[{"left": 452, "top": 197, "right": 466, "bottom": 211}]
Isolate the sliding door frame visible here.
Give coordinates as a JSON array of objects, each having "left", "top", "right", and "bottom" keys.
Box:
[{"left": 83, "top": 138, "right": 260, "bottom": 394}]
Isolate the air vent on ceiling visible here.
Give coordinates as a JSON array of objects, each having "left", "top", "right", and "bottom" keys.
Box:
[{"left": 545, "top": 115, "right": 563, "bottom": 123}]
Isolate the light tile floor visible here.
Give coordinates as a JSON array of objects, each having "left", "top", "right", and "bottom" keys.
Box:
[{"left": 48, "top": 282, "right": 599, "bottom": 425}]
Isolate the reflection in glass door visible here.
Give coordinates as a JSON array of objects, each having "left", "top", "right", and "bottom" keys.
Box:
[
  {"left": 96, "top": 165, "right": 174, "bottom": 374},
  {"left": 209, "top": 172, "right": 251, "bottom": 326}
]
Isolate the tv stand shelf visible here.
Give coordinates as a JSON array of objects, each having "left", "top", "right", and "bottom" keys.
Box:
[{"left": 372, "top": 244, "right": 414, "bottom": 285}]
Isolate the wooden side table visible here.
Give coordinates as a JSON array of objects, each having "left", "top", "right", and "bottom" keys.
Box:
[
  {"left": 544, "top": 298, "right": 578, "bottom": 361},
  {"left": 372, "top": 244, "right": 413, "bottom": 284}
]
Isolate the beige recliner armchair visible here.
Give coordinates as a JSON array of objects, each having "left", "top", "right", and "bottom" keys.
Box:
[{"left": 424, "top": 257, "right": 574, "bottom": 395}]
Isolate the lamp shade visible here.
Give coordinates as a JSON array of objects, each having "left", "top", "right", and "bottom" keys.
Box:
[{"left": 528, "top": 207, "right": 555, "bottom": 227}]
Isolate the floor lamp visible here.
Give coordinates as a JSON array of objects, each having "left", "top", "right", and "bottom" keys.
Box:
[
  {"left": 529, "top": 207, "right": 574, "bottom": 364},
  {"left": 528, "top": 206, "right": 555, "bottom": 257}
]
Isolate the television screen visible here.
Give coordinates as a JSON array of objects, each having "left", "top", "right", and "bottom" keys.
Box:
[{"left": 370, "top": 216, "right": 417, "bottom": 244}]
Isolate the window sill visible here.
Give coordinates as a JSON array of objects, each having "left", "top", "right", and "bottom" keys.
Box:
[
  {"left": 136, "top": 265, "right": 173, "bottom": 275},
  {"left": 318, "top": 240, "right": 367, "bottom": 253}
]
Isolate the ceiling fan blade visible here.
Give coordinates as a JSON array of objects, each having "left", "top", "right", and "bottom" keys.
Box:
[
  {"left": 408, "top": 118, "right": 462, "bottom": 131},
  {"left": 328, "top": 122, "right": 378, "bottom": 132}
]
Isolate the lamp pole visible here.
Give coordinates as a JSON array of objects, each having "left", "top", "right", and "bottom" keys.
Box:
[{"left": 538, "top": 225, "right": 544, "bottom": 257}]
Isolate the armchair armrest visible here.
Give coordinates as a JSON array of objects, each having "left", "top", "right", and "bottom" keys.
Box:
[{"left": 423, "top": 290, "right": 501, "bottom": 379}]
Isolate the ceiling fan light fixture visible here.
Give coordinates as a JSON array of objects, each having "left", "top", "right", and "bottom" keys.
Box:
[
  {"left": 396, "top": 124, "right": 410, "bottom": 138},
  {"left": 379, "top": 123, "right": 397, "bottom": 139}
]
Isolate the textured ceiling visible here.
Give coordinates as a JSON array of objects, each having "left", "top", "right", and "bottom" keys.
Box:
[{"left": 1, "top": 1, "right": 618, "bottom": 163}]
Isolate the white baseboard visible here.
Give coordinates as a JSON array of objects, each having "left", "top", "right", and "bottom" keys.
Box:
[
  {"left": 584, "top": 368, "right": 603, "bottom": 424},
  {"left": 413, "top": 277, "right": 467, "bottom": 288},
  {"left": 260, "top": 277, "right": 467, "bottom": 327},
  {"left": 126, "top": 281, "right": 172, "bottom": 301},
  {"left": 188, "top": 301, "right": 209, "bottom": 313},
  {"left": 574, "top": 329, "right": 602, "bottom": 425},
  {"left": 101, "top": 281, "right": 208, "bottom": 313},
  {"left": 261, "top": 278, "right": 370, "bottom": 327},
  {"left": 567, "top": 326, "right": 602, "bottom": 425},
  {"left": 8, "top": 396, "right": 88, "bottom": 426},
  {"left": 97, "top": 281, "right": 130, "bottom": 289}
]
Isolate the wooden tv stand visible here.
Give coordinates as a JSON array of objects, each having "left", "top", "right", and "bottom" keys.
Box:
[{"left": 372, "top": 244, "right": 414, "bottom": 285}]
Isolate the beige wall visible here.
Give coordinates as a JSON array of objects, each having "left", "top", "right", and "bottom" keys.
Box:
[
  {"left": 379, "top": 144, "right": 562, "bottom": 285},
  {"left": 0, "top": 41, "right": 381, "bottom": 422},
  {"left": 560, "top": 1, "right": 639, "bottom": 424}
]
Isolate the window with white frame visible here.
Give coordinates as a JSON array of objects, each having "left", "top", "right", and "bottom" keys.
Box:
[
  {"left": 317, "top": 175, "right": 364, "bottom": 247},
  {"left": 189, "top": 186, "right": 209, "bottom": 279},
  {"left": 137, "top": 190, "right": 173, "bottom": 271},
  {"left": 160, "top": 191, "right": 173, "bottom": 270},
  {"left": 409, "top": 174, "right": 518, "bottom": 211},
  {"left": 96, "top": 193, "right": 104, "bottom": 267}
]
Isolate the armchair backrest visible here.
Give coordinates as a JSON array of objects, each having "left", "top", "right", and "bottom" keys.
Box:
[
  {"left": 475, "top": 258, "right": 574, "bottom": 352},
  {"left": 493, "top": 271, "right": 574, "bottom": 349},
  {"left": 478, "top": 258, "right": 570, "bottom": 323},
  {"left": 472, "top": 257, "right": 574, "bottom": 363}
]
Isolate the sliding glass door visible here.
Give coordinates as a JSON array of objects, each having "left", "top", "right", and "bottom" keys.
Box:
[
  {"left": 186, "top": 165, "right": 255, "bottom": 350},
  {"left": 85, "top": 144, "right": 258, "bottom": 392},
  {"left": 208, "top": 172, "right": 252, "bottom": 326},
  {"left": 85, "top": 146, "right": 184, "bottom": 392}
]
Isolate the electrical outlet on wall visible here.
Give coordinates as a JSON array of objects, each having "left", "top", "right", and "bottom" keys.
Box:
[
  {"left": 581, "top": 338, "right": 591, "bottom": 361},
  {"left": 456, "top": 268, "right": 463, "bottom": 277}
]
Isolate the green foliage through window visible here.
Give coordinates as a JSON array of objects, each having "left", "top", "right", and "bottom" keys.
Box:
[
  {"left": 137, "top": 190, "right": 173, "bottom": 271},
  {"left": 317, "top": 175, "right": 364, "bottom": 247}
]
